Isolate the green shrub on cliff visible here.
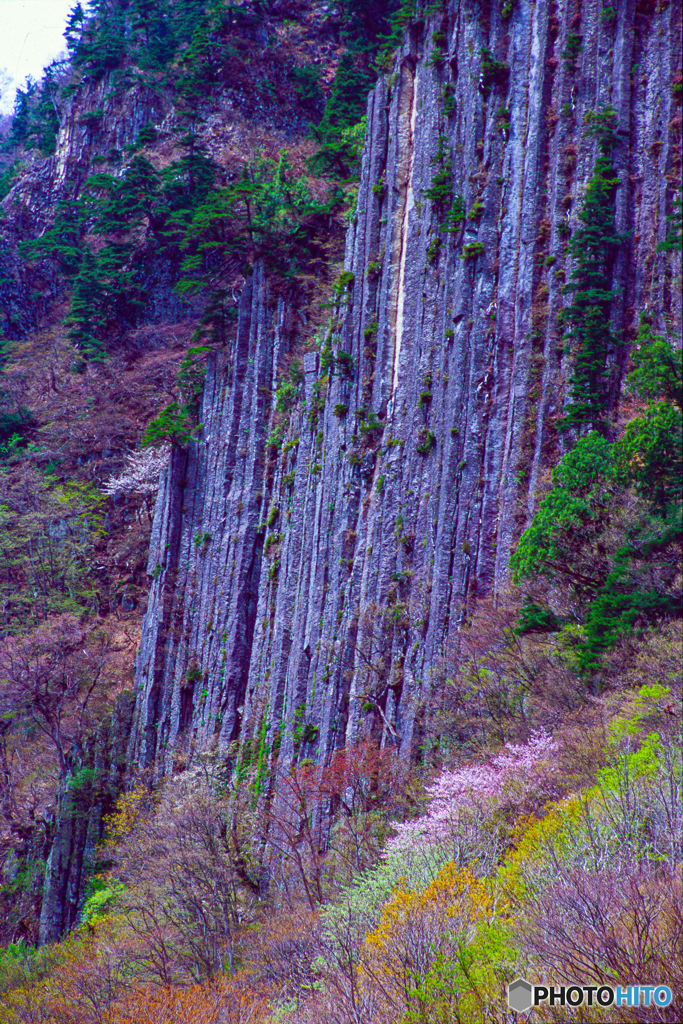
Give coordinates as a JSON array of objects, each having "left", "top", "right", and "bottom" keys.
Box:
[
  {"left": 615, "top": 317, "right": 683, "bottom": 515},
  {"left": 512, "top": 399, "right": 681, "bottom": 682},
  {"left": 142, "top": 402, "right": 198, "bottom": 449}
]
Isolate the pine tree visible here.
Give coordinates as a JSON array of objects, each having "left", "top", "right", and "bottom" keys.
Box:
[
  {"left": 310, "top": 54, "right": 372, "bottom": 177},
  {"left": 561, "top": 108, "right": 624, "bottom": 430},
  {"left": 20, "top": 199, "right": 83, "bottom": 275},
  {"left": 66, "top": 249, "right": 107, "bottom": 362}
]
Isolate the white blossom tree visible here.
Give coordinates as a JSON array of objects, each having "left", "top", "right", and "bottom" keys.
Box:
[{"left": 102, "top": 444, "right": 170, "bottom": 521}]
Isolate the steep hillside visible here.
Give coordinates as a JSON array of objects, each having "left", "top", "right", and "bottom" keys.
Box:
[{"left": 0, "top": 0, "right": 680, "bottom": 1019}]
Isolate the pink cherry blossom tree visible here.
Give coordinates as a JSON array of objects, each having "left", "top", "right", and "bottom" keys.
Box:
[{"left": 387, "top": 731, "right": 556, "bottom": 860}]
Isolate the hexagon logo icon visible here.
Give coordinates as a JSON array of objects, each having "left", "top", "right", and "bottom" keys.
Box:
[{"left": 508, "top": 977, "right": 533, "bottom": 1013}]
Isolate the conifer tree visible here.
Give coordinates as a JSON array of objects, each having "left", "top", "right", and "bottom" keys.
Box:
[
  {"left": 561, "top": 108, "right": 624, "bottom": 430},
  {"left": 21, "top": 203, "right": 82, "bottom": 277},
  {"left": 66, "top": 249, "right": 107, "bottom": 362}
]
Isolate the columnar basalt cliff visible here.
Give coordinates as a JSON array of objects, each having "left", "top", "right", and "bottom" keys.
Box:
[
  {"left": 38, "top": 691, "right": 136, "bottom": 945},
  {"left": 130, "top": 0, "right": 682, "bottom": 779}
]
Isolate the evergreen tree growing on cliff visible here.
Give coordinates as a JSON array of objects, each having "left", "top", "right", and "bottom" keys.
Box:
[
  {"left": 64, "top": 0, "right": 125, "bottom": 79},
  {"left": 512, "top": 314, "right": 682, "bottom": 682},
  {"left": 309, "top": 54, "right": 372, "bottom": 178},
  {"left": 561, "top": 108, "right": 625, "bottom": 431},
  {"left": 19, "top": 199, "right": 83, "bottom": 275},
  {"left": 66, "top": 249, "right": 107, "bottom": 363},
  {"left": 307, "top": 0, "right": 405, "bottom": 178}
]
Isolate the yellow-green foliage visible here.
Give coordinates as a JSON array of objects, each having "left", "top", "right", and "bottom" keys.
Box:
[
  {"left": 103, "top": 784, "right": 151, "bottom": 844},
  {"left": 346, "top": 686, "right": 682, "bottom": 1022},
  {"left": 401, "top": 920, "right": 518, "bottom": 1024},
  {"left": 361, "top": 863, "right": 518, "bottom": 1024},
  {"left": 508, "top": 686, "right": 681, "bottom": 881}
]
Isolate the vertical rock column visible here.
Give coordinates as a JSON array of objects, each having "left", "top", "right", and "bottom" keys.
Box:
[{"left": 132, "top": 0, "right": 681, "bottom": 777}]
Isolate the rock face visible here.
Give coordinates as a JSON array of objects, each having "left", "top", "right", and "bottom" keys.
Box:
[
  {"left": 131, "top": 0, "right": 680, "bottom": 776},
  {"left": 39, "top": 692, "right": 135, "bottom": 944},
  {"left": 1, "top": 76, "right": 171, "bottom": 338}
]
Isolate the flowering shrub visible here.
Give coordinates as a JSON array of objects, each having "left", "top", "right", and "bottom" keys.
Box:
[
  {"left": 102, "top": 444, "right": 170, "bottom": 499},
  {"left": 386, "top": 731, "right": 556, "bottom": 857}
]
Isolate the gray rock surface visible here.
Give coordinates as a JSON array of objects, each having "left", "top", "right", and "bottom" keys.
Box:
[
  {"left": 131, "top": 0, "right": 681, "bottom": 777},
  {"left": 39, "top": 691, "right": 135, "bottom": 945}
]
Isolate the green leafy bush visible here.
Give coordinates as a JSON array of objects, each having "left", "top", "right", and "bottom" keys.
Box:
[
  {"left": 275, "top": 380, "right": 298, "bottom": 415},
  {"left": 461, "top": 242, "right": 484, "bottom": 260},
  {"left": 142, "top": 403, "right": 197, "bottom": 448},
  {"left": 423, "top": 135, "right": 454, "bottom": 211},
  {"left": 562, "top": 32, "right": 582, "bottom": 72},
  {"left": 336, "top": 350, "right": 355, "bottom": 379},
  {"left": 614, "top": 318, "right": 683, "bottom": 514},
  {"left": 417, "top": 429, "right": 436, "bottom": 455},
  {"left": 511, "top": 432, "right": 618, "bottom": 587},
  {"left": 512, "top": 423, "right": 681, "bottom": 681}
]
